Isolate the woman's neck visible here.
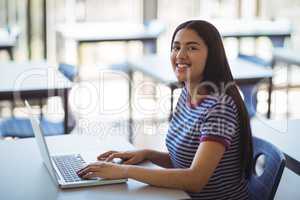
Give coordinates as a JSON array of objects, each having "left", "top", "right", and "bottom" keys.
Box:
[{"left": 185, "top": 81, "right": 208, "bottom": 104}]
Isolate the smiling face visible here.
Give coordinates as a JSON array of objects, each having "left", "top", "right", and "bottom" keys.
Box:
[{"left": 170, "top": 28, "right": 208, "bottom": 86}]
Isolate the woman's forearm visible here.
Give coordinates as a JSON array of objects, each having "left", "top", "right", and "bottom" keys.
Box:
[
  {"left": 126, "top": 165, "right": 203, "bottom": 193},
  {"left": 144, "top": 149, "right": 173, "bottom": 168}
]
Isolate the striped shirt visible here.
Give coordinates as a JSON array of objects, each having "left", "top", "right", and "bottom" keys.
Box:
[{"left": 166, "top": 87, "right": 248, "bottom": 199}]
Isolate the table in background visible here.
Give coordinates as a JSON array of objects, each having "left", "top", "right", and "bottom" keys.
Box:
[
  {"left": 56, "top": 21, "right": 165, "bottom": 73},
  {"left": 269, "top": 48, "right": 300, "bottom": 118},
  {"left": 0, "top": 61, "right": 72, "bottom": 134},
  {"left": 0, "top": 28, "right": 18, "bottom": 60},
  {"left": 272, "top": 48, "right": 300, "bottom": 65},
  {"left": 214, "top": 19, "right": 292, "bottom": 48},
  {"left": 211, "top": 19, "right": 292, "bottom": 117},
  {"left": 122, "top": 55, "right": 273, "bottom": 142},
  {"left": 0, "top": 134, "right": 188, "bottom": 200}
]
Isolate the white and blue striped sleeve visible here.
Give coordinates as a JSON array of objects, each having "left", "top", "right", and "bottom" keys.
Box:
[{"left": 199, "top": 95, "right": 239, "bottom": 148}]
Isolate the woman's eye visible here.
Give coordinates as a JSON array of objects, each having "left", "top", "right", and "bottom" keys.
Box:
[
  {"left": 187, "top": 46, "right": 198, "bottom": 51},
  {"left": 172, "top": 46, "right": 180, "bottom": 51}
]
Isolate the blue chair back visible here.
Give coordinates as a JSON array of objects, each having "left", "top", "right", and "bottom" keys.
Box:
[
  {"left": 0, "top": 117, "right": 64, "bottom": 138},
  {"left": 238, "top": 53, "right": 271, "bottom": 67},
  {"left": 58, "top": 63, "right": 77, "bottom": 81},
  {"left": 249, "top": 136, "right": 286, "bottom": 200}
]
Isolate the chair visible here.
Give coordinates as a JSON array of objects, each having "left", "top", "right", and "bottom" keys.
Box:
[
  {"left": 238, "top": 54, "right": 271, "bottom": 118},
  {"left": 58, "top": 63, "right": 78, "bottom": 81},
  {"left": 249, "top": 136, "right": 286, "bottom": 200},
  {"left": 0, "top": 63, "right": 77, "bottom": 138},
  {"left": 58, "top": 63, "right": 77, "bottom": 132},
  {"left": 0, "top": 117, "right": 64, "bottom": 138},
  {"left": 238, "top": 54, "right": 271, "bottom": 67}
]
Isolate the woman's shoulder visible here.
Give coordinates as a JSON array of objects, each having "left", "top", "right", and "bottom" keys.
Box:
[
  {"left": 217, "top": 93, "right": 236, "bottom": 106},
  {"left": 205, "top": 93, "right": 238, "bottom": 113},
  {"left": 178, "top": 87, "right": 237, "bottom": 112}
]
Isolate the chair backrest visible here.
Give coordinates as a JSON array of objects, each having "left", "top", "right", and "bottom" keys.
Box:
[
  {"left": 0, "top": 117, "right": 64, "bottom": 138},
  {"left": 249, "top": 136, "right": 286, "bottom": 200},
  {"left": 58, "top": 63, "right": 77, "bottom": 81},
  {"left": 238, "top": 53, "right": 271, "bottom": 67}
]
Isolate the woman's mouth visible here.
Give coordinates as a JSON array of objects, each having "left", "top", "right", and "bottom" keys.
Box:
[
  {"left": 176, "top": 63, "right": 191, "bottom": 68},
  {"left": 176, "top": 63, "right": 191, "bottom": 73}
]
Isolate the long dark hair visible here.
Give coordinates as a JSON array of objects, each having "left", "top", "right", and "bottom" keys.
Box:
[{"left": 171, "top": 20, "right": 253, "bottom": 179}]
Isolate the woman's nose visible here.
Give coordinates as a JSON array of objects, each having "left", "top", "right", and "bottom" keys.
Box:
[{"left": 176, "top": 47, "right": 188, "bottom": 59}]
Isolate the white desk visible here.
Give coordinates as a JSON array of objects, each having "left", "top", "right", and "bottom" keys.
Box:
[
  {"left": 212, "top": 19, "right": 292, "bottom": 47},
  {"left": 272, "top": 48, "right": 300, "bottom": 66},
  {"left": 0, "top": 134, "right": 188, "bottom": 200},
  {"left": 56, "top": 21, "right": 165, "bottom": 67},
  {"left": 251, "top": 118, "right": 300, "bottom": 175},
  {"left": 270, "top": 48, "right": 300, "bottom": 118},
  {"left": 0, "top": 61, "right": 72, "bottom": 134},
  {"left": 127, "top": 55, "right": 273, "bottom": 85}
]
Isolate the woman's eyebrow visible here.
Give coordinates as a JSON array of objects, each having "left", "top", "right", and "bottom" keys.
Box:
[
  {"left": 172, "top": 41, "right": 201, "bottom": 46},
  {"left": 186, "top": 41, "right": 201, "bottom": 46}
]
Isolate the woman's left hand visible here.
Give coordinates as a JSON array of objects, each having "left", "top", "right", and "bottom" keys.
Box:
[{"left": 76, "top": 161, "right": 128, "bottom": 180}]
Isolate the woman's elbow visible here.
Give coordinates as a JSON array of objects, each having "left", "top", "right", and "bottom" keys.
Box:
[
  {"left": 182, "top": 169, "right": 209, "bottom": 193},
  {"left": 185, "top": 183, "right": 204, "bottom": 193},
  {"left": 184, "top": 178, "right": 206, "bottom": 193}
]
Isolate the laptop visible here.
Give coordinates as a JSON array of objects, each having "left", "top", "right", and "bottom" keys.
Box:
[{"left": 25, "top": 100, "right": 127, "bottom": 188}]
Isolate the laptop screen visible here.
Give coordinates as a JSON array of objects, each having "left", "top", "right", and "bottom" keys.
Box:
[{"left": 25, "top": 100, "right": 59, "bottom": 185}]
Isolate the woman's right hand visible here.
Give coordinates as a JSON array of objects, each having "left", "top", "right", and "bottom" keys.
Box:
[{"left": 97, "top": 149, "right": 150, "bottom": 165}]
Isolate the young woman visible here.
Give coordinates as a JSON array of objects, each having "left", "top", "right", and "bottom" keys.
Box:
[{"left": 77, "top": 20, "right": 253, "bottom": 200}]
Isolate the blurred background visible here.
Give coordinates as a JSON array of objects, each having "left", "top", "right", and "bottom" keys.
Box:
[
  {"left": 1, "top": 0, "right": 300, "bottom": 146},
  {"left": 0, "top": 0, "right": 300, "bottom": 146}
]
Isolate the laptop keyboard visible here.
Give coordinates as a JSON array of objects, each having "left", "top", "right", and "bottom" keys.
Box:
[{"left": 52, "top": 154, "right": 86, "bottom": 182}]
